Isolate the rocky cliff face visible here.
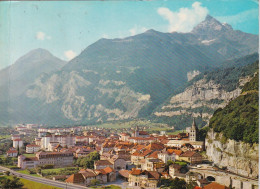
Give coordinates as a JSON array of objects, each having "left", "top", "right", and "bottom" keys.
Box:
[
  {"left": 205, "top": 129, "right": 258, "bottom": 178},
  {"left": 154, "top": 75, "right": 251, "bottom": 125}
]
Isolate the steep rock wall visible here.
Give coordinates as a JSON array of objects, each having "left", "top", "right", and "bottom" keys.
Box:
[{"left": 205, "top": 129, "right": 258, "bottom": 179}]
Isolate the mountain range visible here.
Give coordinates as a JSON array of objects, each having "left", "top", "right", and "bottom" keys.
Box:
[{"left": 0, "top": 15, "right": 258, "bottom": 126}]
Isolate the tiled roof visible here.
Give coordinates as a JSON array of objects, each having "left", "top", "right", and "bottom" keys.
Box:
[
  {"left": 147, "top": 171, "right": 160, "bottom": 180},
  {"left": 147, "top": 151, "right": 158, "bottom": 159},
  {"left": 203, "top": 182, "right": 228, "bottom": 189},
  {"left": 194, "top": 186, "right": 202, "bottom": 189},
  {"left": 145, "top": 143, "right": 164, "bottom": 151},
  {"left": 180, "top": 151, "right": 201, "bottom": 157},
  {"left": 65, "top": 173, "right": 85, "bottom": 183},
  {"left": 81, "top": 171, "right": 96, "bottom": 178},
  {"left": 26, "top": 144, "right": 40, "bottom": 147},
  {"left": 103, "top": 166, "right": 115, "bottom": 174},
  {"left": 119, "top": 170, "right": 130, "bottom": 178},
  {"left": 172, "top": 149, "right": 183, "bottom": 156},
  {"left": 13, "top": 139, "right": 22, "bottom": 141},
  {"left": 95, "top": 160, "right": 113, "bottom": 166},
  {"left": 130, "top": 169, "right": 143, "bottom": 175},
  {"left": 7, "top": 150, "right": 18, "bottom": 154},
  {"left": 139, "top": 131, "right": 149, "bottom": 135}
]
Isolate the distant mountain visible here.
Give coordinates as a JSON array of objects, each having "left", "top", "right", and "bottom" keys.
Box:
[
  {"left": 1, "top": 15, "right": 258, "bottom": 125},
  {"left": 0, "top": 48, "right": 67, "bottom": 101}
]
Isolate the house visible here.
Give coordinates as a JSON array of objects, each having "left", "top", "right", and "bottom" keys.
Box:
[
  {"left": 65, "top": 173, "right": 85, "bottom": 185},
  {"left": 109, "top": 155, "right": 127, "bottom": 171},
  {"left": 141, "top": 158, "right": 164, "bottom": 172},
  {"left": 119, "top": 133, "right": 131, "bottom": 142},
  {"left": 79, "top": 167, "right": 116, "bottom": 186},
  {"left": 203, "top": 182, "right": 228, "bottom": 189},
  {"left": 7, "top": 149, "right": 18, "bottom": 157},
  {"left": 80, "top": 169, "right": 98, "bottom": 186},
  {"left": 128, "top": 169, "right": 160, "bottom": 188},
  {"left": 94, "top": 160, "right": 113, "bottom": 170},
  {"left": 179, "top": 151, "right": 202, "bottom": 164},
  {"left": 102, "top": 167, "right": 116, "bottom": 182},
  {"left": 131, "top": 149, "right": 153, "bottom": 166},
  {"left": 26, "top": 144, "right": 40, "bottom": 153},
  {"left": 158, "top": 149, "right": 176, "bottom": 163},
  {"left": 119, "top": 169, "right": 130, "bottom": 181},
  {"left": 169, "top": 164, "right": 187, "bottom": 178},
  {"left": 17, "top": 156, "right": 39, "bottom": 169}
]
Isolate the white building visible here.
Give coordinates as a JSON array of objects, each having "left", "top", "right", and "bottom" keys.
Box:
[
  {"left": 158, "top": 149, "right": 176, "bottom": 163},
  {"left": 7, "top": 148, "right": 18, "bottom": 157},
  {"left": 13, "top": 139, "right": 23, "bottom": 148},
  {"left": 26, "top": 144, "right": 41, "bottom": 153},
  {"left": 11, "top": 135, "right": 20, "bottom": 141},
  {"left": 41, "top": 134, "right": 76, "bottom": 150}
]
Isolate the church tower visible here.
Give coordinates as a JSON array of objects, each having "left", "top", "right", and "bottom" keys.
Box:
[
  {"left": 134, "top": 126, "right": 139, "bottom": 137},
  {"left": 189, "top": 118, "right": 198, "bottom": 141}
]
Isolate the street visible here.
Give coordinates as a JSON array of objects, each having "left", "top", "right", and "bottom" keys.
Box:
[{"left": 0, "top": 166, "right": 88, "bottom": 189}]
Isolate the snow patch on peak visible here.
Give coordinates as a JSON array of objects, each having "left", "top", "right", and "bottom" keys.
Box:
[{"left": 201, "top": 39, "right": 216, "bottom": 45}]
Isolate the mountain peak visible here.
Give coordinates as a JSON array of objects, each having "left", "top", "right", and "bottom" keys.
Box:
[{"left": 191, "top": 14, "right": 232, "bottom": 35}]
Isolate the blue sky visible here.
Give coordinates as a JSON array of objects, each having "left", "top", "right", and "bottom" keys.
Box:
[{"left": 0, "top": 0, "right": 258, "bottom": 69}]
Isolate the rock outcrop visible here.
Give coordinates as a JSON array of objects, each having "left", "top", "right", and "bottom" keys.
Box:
[
  {"left": 205, "top": 129, "right": 259, "bottom": 179},
  {"left": 154, "top": 75, "right": 251, "bottom": 126}
]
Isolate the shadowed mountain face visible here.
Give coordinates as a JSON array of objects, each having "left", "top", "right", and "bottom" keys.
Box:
[
  {"left": 0, "top": 48, "right": 67, "bottom": 101},
  {"left": 1, "top": 15, "right": 258, "bottom": 125}
]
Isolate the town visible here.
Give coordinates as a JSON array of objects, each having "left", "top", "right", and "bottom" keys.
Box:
[{"left": 0, "top": 120, "right": 257, "bottom": 189}]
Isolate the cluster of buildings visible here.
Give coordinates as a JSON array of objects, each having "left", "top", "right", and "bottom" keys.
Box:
[{"left": 7, "top": 120, "right": 245, "bottom": 188}]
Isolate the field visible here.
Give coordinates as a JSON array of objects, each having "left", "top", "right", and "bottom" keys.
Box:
[
  {"left": 0, "top": 175, "right": 62, "bottom": 189},
  {"left": 23, "top": 154, "right": 37, "bottom": 158},
  {"left": 17, "top": 170, "right": 41, "bottom": 177},
  {"left": 0, "top": 135, "right": 10, "bottom": 140}
]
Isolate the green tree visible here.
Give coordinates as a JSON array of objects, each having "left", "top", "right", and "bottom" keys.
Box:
[
  {"left": 160, "top": 178, "right": 186, "bottom": 189},
  {"left": 75, "top": 151, "right": 100, "bottom": 169},
  {"left": 90, "top": 179, "right": 100, "bottom": 186},
  {"left": 0, "top": 176, "right": 24, "bottom": 189},
  {"left": 165, "top": 160, "right": 174, "bottom": 171},
  {"left": 4, "top": 171, "right": 10, "bottom": 176}
]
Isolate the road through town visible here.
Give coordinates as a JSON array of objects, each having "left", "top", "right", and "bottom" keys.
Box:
[{"left": 0, "top": 165, "right": 88, "bottom": 189}]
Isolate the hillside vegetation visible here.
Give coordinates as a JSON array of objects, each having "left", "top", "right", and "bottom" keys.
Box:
[{"left": 209, "top": 71, "right": 259, "bottom": 143}]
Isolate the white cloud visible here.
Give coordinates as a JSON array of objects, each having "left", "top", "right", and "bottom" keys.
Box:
[
  {"left": 157, "top": 2, "right": 209, "bottom": 32},
  {"left": 129, "top": 26, "right": 148, "bottom": 36},
  {"left": 129, "top": 28, "right": 137, "bottom": 36},
  {"left": 64, "top": 50, "right": 77, "bottom": 61},
  {"left": 36, "top": 31, "right": 51, "bottom": 40},
  {"left": 36, "top": 31, "right": 46, "bottom": 40}
]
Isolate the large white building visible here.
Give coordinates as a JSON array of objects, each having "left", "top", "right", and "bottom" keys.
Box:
[
  {"left": 41, "top": 134, "right": 76, "bottom": 150},
  {"left": 18, "top": 151, "right": 74, "bottom": 169}
]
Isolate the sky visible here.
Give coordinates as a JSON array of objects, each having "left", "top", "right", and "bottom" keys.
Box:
[{"left": 0, "top": 0, "right": 258, "bottom": 70}]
